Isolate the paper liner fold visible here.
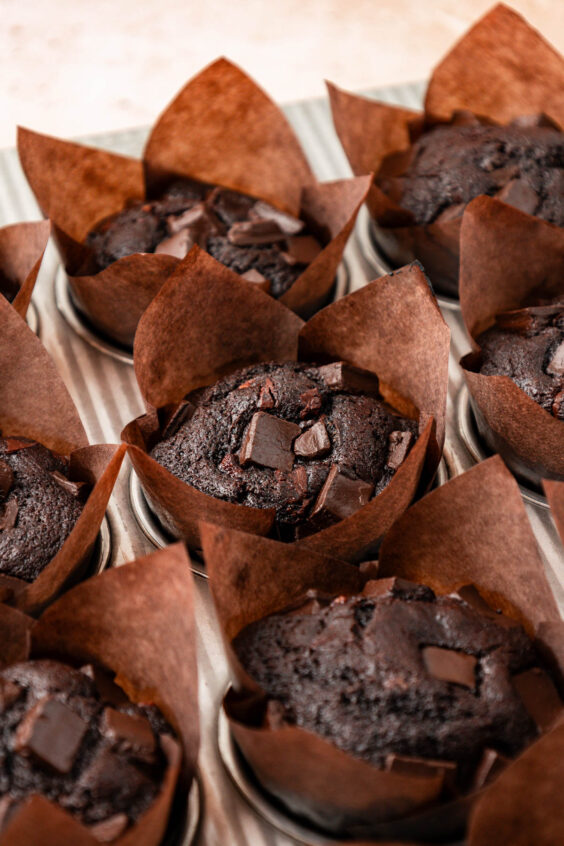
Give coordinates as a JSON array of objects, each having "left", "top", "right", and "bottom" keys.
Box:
[
  {"left": 123, "top": 253, "right": 448, "bottom": 558},
  {"left": 18, "top": 59, "right": 368, "bottom": 346},
  {"left": 0, "top": 220, "right": 50, "bottom": 318},
  {"left": 205, "top": 456, "right": 563, "bottom": 840},
  {"left": 0, "top": 544, "right": 198, "bottom": 846},
  {"left": 544, "top": 480, "right": 564, "bottom": 547},
  {"left": 458, "top": 195, "right": 564, "bottom": 484},
  {"left": 328, "top": 4, "right": 564, "bottom": 296}
]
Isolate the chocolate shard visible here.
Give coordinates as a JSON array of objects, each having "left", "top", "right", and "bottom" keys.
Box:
[
  {"left": 422, "top": 646, "right": 477, "bottom": 690},
  {"left": 76, "top": 746, "right": 152, "bottom": 799},
  {"left": 310, "top": 464, "right": 374, "bottom": 524},
  {"left": 472, "top": 747, "right": 510, "bottom": 790},
  {"left": 79, "top": 664, "right": 129, "bottom": 707},
  {"left": 282, "top": 235, "right": 322, "bottom": 265},
  {"left": 546, "top": 341, "right": 564, "bottom": 377},
  {"left": 3, "top": 438, "right": 35, "bottom": 454},
  {"left": 386, "top": 430, "right": 413, "bottom": 470},
  {"left": 513, "top": 667, "right": 563, "bottom": 730},
  {"left": 294, "top": 420, "right": 331, "bottom": 458},
  {"left": 0, "top": 461, "right": 13, "bottom": 500},
  {"left": 385, "top": 753, "right": 456, "bottom": 780},
  {"left": 166, "top": 202, "right": 206, "bottom": 235},
  {"left": 0, "top": 679, "right": 21, "bottom": 712},
  {"left": 257, "top": 377, "right": 277, "bottom": 410},
  {"left": 510, "top": 113, "right": 559, "bottom": 129},
  {"left": 160, "top": 400, "right": 196, "bottom": 440},
  {"left": 101, "top": 707, "right": 156, "bottom": 763},
  {"left": 264, "top": 699, "right": 288, "bottom": 730},
  {"left": 88, "top": 813, "right": 129, "bottom": 843},
  {"left": 241, "top": 268, "right": 271, "bottom": 292},
  {"left": 0, "top": 499, "right": 18, "bottom": 531},
  {"left": 251, "top": 200, "right": 304, "bottom": 235},
  {"left": 227, "top": 219, "right": 286, "bottom": 246},
  {"left": 434, "top": 203, "right": 466, "bottom": 223},
  {"left": 239, "top": 412, "right": 300, "bottom": 472},
  {"left": 299, "top": 387, "right": 322, "bottom": 419},
  {"left": 51, "top": 470, "right": 88, "bottom": 500},
  {"left": 318, "top": 361, "right": 380, "bottom": 396},
  {"left": 495, "top": 179, "right": 538, "bottom": 216},
  {"left": 155, "top": 228, "right": 194, "bottom": 259},
  {"left": 358, "top": 559, "right": 380, "bottom": 579},
  {"left": 15, "top": 697, "right": 88, "bottom": 774}
]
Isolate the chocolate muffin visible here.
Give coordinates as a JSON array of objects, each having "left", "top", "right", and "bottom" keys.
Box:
[
  {"left": 397, "top": 119, "right": 564, "bottom": 226},
  {"left": 234, "top": 578, "right": 563, "bottom": 788},
  {"left": 149, "top": 361, "right": 418, "bottom": 539},
  {"left": 476, "top": 304, "right": 564, "bottom": 421},
  {"left": 86, "top": 180, "right": 323, "bottom": 299},
  {"left": 0, "top": 437, "right": 84, "bottom": 582},
  {"left": 0, "top": 659, "right": 173, "bottom": 839}
]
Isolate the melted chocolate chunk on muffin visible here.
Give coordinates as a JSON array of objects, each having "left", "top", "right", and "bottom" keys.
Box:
[
  {"left": 397, "top": 117, "right": 564, "bottom": 226},
  {"left": 477, "top": 304, "right": 564, "bottom": 420},
  {"left": 0, "top": 438, "right": 85, "bottom": 582},
  {"left": 150, "top": 361, "right": 417, "bottom": 539},
  {"left": 0, "top": 660, "right": 173, "bottom": 838},
  {"left": 234, "top": 580, "right": 562, "bottom": 787},
  {"left": 86, "top": 180, "right": 323, "bottom": 298}
]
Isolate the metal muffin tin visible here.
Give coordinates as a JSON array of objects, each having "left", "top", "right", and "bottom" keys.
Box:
[{"left": 1, "top": 79, "right": 562, "bottom": 846}]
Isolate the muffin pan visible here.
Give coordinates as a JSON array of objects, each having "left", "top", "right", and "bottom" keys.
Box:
[{"left": 2, "top": 80, "right": 563, "bottom": 845}]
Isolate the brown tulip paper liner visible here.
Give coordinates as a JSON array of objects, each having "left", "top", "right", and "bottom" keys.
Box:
[
  {"left": 203, "top": 455, "right": 564, "bottom": 841},
  {"left": 458, "top": 195, "right": 564, "bottom": 484},
  {"left": 0, "top": 296, "right": 126, "bottom": 613},
  {"left": 328, "top": 4, "right": 564, "bottom": 297},
  {"left": 0, "top": 220, "right": 50, "bottom": 318},
  {"left": 122, "top": 248, "right": 448, "bottom": 559},
  {"left": 18, "top": 59, "right": 370, "bottom": 347},
  {"left": 0, "top": 543, "right": 198, "bottom": 846}
]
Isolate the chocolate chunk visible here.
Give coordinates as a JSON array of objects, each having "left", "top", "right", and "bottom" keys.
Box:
[
  {"left": 79, "top": 665, "right": 128, "bottom": 707},
  {"left": 15, "top": 697, "right": 87, "bottom": 774},
  {"left": 76, "top": 746, "right": 151, "bottom": 801},
  {"left": 496, "top": 179, "right": 538, "bottom": 215},
  {"left": 239, "top": 412, "right": 300, "bottom": 472},
  {"left": 385, "top": 753, "right": 456, "bottom": 780},
  {"left": 310, "top": 465, "right": 374, "bottom": 523},
  {"left": 227, "top": 219, "right": 286, "bottom": 246},
  {"left": 434, "top": 203, "right": 466, "bottom": 223},
  {"left": 422, "top": 646, "right": 477, "bottom": 690},
  {"left": 51, "top": 471, "right": 88, "bottom": 500},
  {"left": 251, "top": 200, "right": 304, "bottom": 235},
  {"left": 166, "top": 203, "right": 206, "bottom": 235},
  {"left": 386, "top": 430, "right": 413, "bottom": 470},
  {"left": 241, "top": 268, "right": 270, "bottom": 291},
  {"left": 299, "top": 388, "right": 322, "bottom": 419},
  {"left": 3, "top": 438, "right": 35, "bottom": 454},
  {"left": 513, "top": 667, "right": 563, "bottom": 730},
  {"left": 89, "top": 813, "right": 129, "bottom": 843},
  {"left": 318, "top": 361, "right": 380, "bottom": 395},
  {"left": 0, "top": 679, "right": 21, "bottom": 711},
  {"left": 155, "top": 228, "right": 194, "bottom": 259},
  {"left": 294, "top": 420, "right": 330, "bottom": 458},
  {"left": 0, "top": 461, "right": 13, "bottom": 500},
  {"left": 282, "top": 235, "right": 322, "bottom": 265},
  {"left": 0, "top": 499, "right": 18, "bottom": 531},
  {"left": 472, "top": 748, "right": 509, "bottom": 789},
  {"left": 358, "top": 559, "right": 380, "bottom": 579},
  {"left": 546, "top": 341, "right": 564, "bottom": 377},
  {"left": 161, "top": 400, "right": 196, "bottom": 440},
  {"left": 101, "top": 708, "right": 155, "bottom": 762},
  {"left": 257, "top": 377, "right": 277, "bottom": 410}
]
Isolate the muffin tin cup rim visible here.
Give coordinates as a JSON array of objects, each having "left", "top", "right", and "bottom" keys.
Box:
[
  {"left": 456, "top": 384, "right": 549, "bottom": 510},
  {"left": 355, "top": 205, "right": 460, "bottom": 314},
  {"left": 55, "top": 260, "right": 350, "bottom": 366}
]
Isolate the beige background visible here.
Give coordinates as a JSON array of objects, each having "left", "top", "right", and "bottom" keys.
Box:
[{"left": 2, "top": 0, "right": 563, "bottom": 148}]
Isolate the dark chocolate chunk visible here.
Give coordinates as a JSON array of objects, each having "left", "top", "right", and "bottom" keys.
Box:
[
  {"left": 51, "top": 471, "right": 88, "bottom": 500},
  {"left": 227, "top": 219, "right": 286, "bottom": 246},
  {"left": 251, "top": 200, "right": 304, "bottom": 235},
  {"left": 155, "top": 228, "right": 194, "bottom": 259},
  {"left": 3, "top": 438, "right": 35, "bottom": 454},
  {"left": 101, "top": 708, "right": 156, "bottom": 762},
  {"left": 293, "top": 420, "right": 330, "bottom": 458},
  {"left": 166, "top": 203, "right": 206, "bottom": 235},
  {"left": 0, "top": 499, "right": 18, "bottom": 531},
  {"left": 160, "top": 401, "right": 196, "bottom": 440},
  {"left": 79, "top": 665, "right": 128, "bottom": 707},
  {"left": 15, "top": 697, "right": 87, "bottom": 774},
  {"left": 76, "top": 746, "right": 152, "bottom": 801},
  {"left": 299, "top": 387, "right": 322, "bottom": 418},
  {"left": 422, "top": 646, "right": 477, "bottom": 690},
  {"left": 385, "top": 753, "right": 456, "bottom": 781},
  {"left": 88, "top": 813, "right": 129, "bottom": 843},
  {"left": 386, "top": 430, "right": 413, "bottom": 470},
  {"left": 310, "top": 465, "right": 373, "bottom": 523},
  {"left": 495, "top": 179, "right": 538, "bottom": 215},
  {"left": 472, "top": 747, "right": 510, "bottom": 789},
  {"left": 318, "top": 361, "right": 380, "bottom": 395},
  {"left": 282, "top": 235, "right": 322, "bottom": 264},
  {"left": 0, "top": 461, "right": 13, "bottom": 500},
  {"left": 358, "top": 559, "right": 380, "bottom": 579},
  {"left": 546, "top": 341, "right": 564, "bottom": 376},
  {"left": 239, "top": 412, "right": 300, "bottom": 472},
  {"left": 513, "top": 667, "right": 563, "bottom": 730},
  {"left": 257, "top": 377, "right": 277, "bottom": 410}
]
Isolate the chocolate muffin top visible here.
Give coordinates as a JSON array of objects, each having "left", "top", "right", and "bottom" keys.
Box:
[
  {"left": 0, "top": 659, "right": 173, "bottom": 839},
  {"left": 86, "top": 180, "right": 323, "bottom": 299},
  {"left": 0, "top": 438, "right": 84, "bottom": 583},
  {"left": 476, "top": 304, "right": 564, "bottom": 420},
  {"left": 398, "top": 121, "right": 564, "bottom": 226},
  {"left": 149, "top": 361, "right": 418, "bottom": 539},
  {"left": 234, "top": 579, "right": 562, "bottom": 784}
]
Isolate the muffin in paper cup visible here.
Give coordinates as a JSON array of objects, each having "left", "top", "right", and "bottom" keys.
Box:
[
  {"left": 459, "top": 195, "right": 564, "bottom": 487},
  {"left": 0, "top": 542, "right": 198, "bottom": 846},
  {"left": 203, "top": 455, "right": 564, "bottom": 841},
  {"left": 121, "top": 246, "right": 449, "bottom": 562},
  {"left": 328, "top": 3, "right": 564, "bottom": 297},
  {"left": 0, "top": 294, "right": 126, "bottom": 614},
  {"left": 17, "top": 58, "right": 371, "bottom": 348},
  {"left": 0, "top": 220, "right": 50, "bottom": 318}
]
